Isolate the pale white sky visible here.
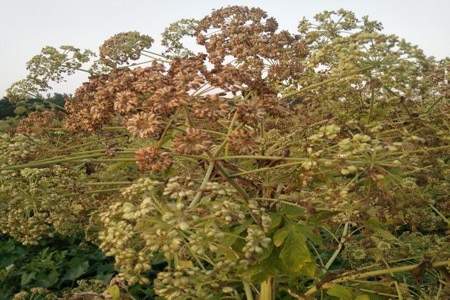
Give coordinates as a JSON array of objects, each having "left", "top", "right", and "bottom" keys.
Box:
[{"left": 1, "top": 0, "right": 449, "bottom": 97}]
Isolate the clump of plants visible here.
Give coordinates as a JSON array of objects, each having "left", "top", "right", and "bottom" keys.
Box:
[{"left": 2, "top": 6, "right": 449, "bottom": 299}]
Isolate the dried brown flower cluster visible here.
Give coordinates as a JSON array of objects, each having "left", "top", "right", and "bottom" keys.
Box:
[
  {"left": 64, "top": 6, "right": 307, "bottom": 140},
  {"left": 125, "top": 112, "right": 163, "bottom": 139},
  {"left": 190, "top": 95, "right": 229, "bottom": 120},
  {"left": 172, "top": 128, "right": 213, "bottom": 155},
  {"left": 16, "top": 111, "right": 62, "bottom": 135},
  {"left": 135, "top": 146, "right": 172, "bottom": 172},
  {"left": 196, "top": 6, "right": 307, "bottom": 92},
  {"left": 228, "top": 128, "right": 258, "bottom": 154}
]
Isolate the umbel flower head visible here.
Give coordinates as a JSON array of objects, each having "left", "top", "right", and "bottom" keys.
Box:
[
  {"left": 125, "top": 112, "right": 164, "bottom": 139},
  {"left": 172, "top": 128, "right": 213, "bottom": 155},
  {"left": 135, "top": 146, "right": 172, "bottom": 172},
  {"left": 99, "top": 31, "right": 154, "bottom": 67}
]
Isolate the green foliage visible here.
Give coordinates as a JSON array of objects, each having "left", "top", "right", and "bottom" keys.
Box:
[
  {"left": 0, "top": 94, "right": 67, "bottom": 121},
  {"left": 0, "top": 236, "right": 115, "bottom": 300}
]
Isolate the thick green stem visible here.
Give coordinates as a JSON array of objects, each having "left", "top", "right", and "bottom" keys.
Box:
[
  {"left": 215, "top": 161, "right": 249, "bottom": 200},
  {"left": 324, "top": 223, "right": 349, "bottom": 270},
  {"left": 304, "top": 259, "right": 450, "bottom": 297},
  {"left": 4, "top": 153, "right": 107, "bottom": 170},
  {"left": 243, "top": 281, "right": 254, "bottom": 300},
  {"left": 429, "top": 204, "right": 449, "bottom": 225},
  {"left": 281, "top": 65, "right": 374, "bottom": 99},
  {"left": 368, "top": 83, "right": 375, "bottom": 121},
  {"left": 33, "top": 149, "right": 107, "bottom": 163},
  {"left": 230, "top": 162, "right": 302, "bottom": 177},
  {"left": 189, "top": 160, "right": 215, "bottom": 208},
  {"left": 260, "top": 277, "right": 274, "bottom": 300},
  {"left": 85, "top": 181, "right": 131, "bottom": 186}
]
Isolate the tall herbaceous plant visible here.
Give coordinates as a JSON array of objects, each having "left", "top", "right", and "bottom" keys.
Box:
[{"left": 2, "top": 6, "right": 449, "bottom": 300}]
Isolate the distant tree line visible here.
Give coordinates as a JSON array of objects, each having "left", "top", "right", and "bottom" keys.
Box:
[{"left": 0, "top": 93, "right": 67, "bottom": 120}]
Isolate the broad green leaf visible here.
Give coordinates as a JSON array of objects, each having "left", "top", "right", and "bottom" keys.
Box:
[
  {"left": 270, "top": 213, "right": 283, "bottom": 230},
  {"left": 279, "top": 204, "right": 305, "bottom": 217},
  {"left": 309, "top": 210, "right": 339, "bottom": 224},
  {"left": 302, "top": 261, "right": 316, "bottom": 277},
  {"left": 222, "top": 224, "right": 247, "bottom": 246},
  {"left": 244, "top": 251, "right": 280, "bottom": 282},
  {"left": 273, "top": 226, "right": 290, "bottom": 247},
  {"left": 62, "top": 257, "right": 89, "bottom": 281},
  {"left": 216, "top": 244, "right": 239, "bottom": 261},
  {"left": 279, "top": 225, "right": 314, "bottom": 275},
  {"left": 355, "top": 295, "right": 371, "bottom": 300},
  {"left": 21, "top": 272, "right": 35, "bottom": 286},
  {"left": 36, "top": 269, "right": 59, "bottom": 288},
  {"left": 327, "top": 284, "right": 353, "bottom": 300},
  {"left": 95, "top": 263, "right": 115, "bottom": 282},
  {"left": 296, "top": 223, "right": 322, "bottom": 246}
]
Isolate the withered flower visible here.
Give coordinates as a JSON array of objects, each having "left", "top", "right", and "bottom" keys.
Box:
[
  {"left": 135, "top": 146, "right": 172, "bottom": 172},
  {"left": 228, "top": 128, "right": 258, "bottom": 154},
  {"left": 125, "top": 112, "right": 164, "bottom": 139},
  {"left": 191, "top": 95, "right": 230, "bottom": 120},
  {"left": 16, "top": 111, "right": 61, "bottom": 135},
  {"left": 114, "top": 91, "right": 140, "bottom": 114},
  {"left": 236, "top": 101, "right": 266, "bottom": 125},
  {"left": 172, "top": 128, "right": 213, "bottom": 155}
]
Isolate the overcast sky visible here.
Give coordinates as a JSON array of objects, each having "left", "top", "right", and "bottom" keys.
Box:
[{"left": 1, "top": 0, "right": 449, "bottom": 97}]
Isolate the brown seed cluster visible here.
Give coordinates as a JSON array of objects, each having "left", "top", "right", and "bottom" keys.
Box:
[
  {"left": 196, "top": 6, "right": 307, "bottom": 92},
  {"left": 191, "top": 95, "right": 229, "bottom": 120},
  {"left": 125, "top": 112, "right": 164, "bottom": 139},
  {"left": 172, "top": 128, "right": 213, "bottom": 155},
  {"left": 62, "top": 6, "right": 309, "bottom": 174},
  {"left": 16, "top": 111, "right": 61, "bottom": 135},
  {"left": 64, "top": 6, "right": 304, "bottom": 137},
  {"left": 228, "top": 128, "right": 258, "bottom": 154},
  {"left": 135, "top": 146, "right": 172, "bottom": 172}
]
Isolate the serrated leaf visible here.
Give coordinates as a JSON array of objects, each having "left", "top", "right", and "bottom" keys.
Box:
[
  {"left": 222, "top": 224, "right": 246, "bottom": 246},
  {"left": 302, "top": 261, "right": 316, "bottom": 277},
  {"left": 309, "top": 210, "right": 339, "bottom": 224},
  {"left": 21, "top": 272, "right": 35, "bottom": 286},
  {"left": 244, "top": 250, "right": 280, "bottom": 282},
  {"left": 36, "top": 269, "right": 59, "bottom": 288},
  {"left": 216, "top": 244, "right": 239, "bottom": 261}
]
